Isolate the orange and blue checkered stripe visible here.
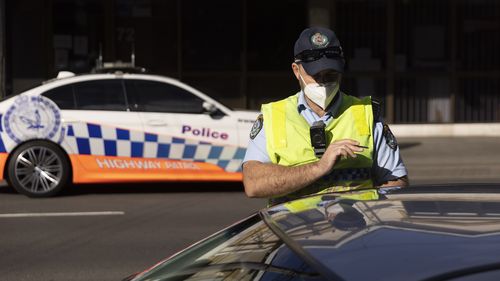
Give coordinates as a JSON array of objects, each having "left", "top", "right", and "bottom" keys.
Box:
[{"left": 65, "top": 123, "right": 246, "bottom": 172}]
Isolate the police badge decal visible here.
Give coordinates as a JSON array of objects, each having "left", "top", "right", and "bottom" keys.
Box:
[
  {"left": 383, "top": 123, "right": 398, "bottom": 150},
  {"left": 250, "top": 114, "right": 263, "bottom": 140},
  {"left": 3, "top": 95, "right": 63, "bottom": 144}
]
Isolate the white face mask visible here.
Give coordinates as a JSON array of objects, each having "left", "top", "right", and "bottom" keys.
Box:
[{"left": 299, "top": 72, "right": 340, "bottom": 110}]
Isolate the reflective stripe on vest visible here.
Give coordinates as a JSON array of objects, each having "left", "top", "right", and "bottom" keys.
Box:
[
  {"left": 262, "top": 93, "right": 375, "bottom": 205},
  {"left": 322, "top": 167, "right": 372, "bottom": 182}
]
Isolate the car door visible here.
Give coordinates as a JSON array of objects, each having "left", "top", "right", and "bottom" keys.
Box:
[
  {"left": 125, "top": 79, "right": 238, "bottom": 146},
  {"left": 43, "top": 78, "right": 147, "bottom": 181},
  {"left": 43, "top": 79, "right": 143, "bottom": 132}
]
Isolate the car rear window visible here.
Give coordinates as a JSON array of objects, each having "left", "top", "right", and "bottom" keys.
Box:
[
  {"left": 43, "top": 80, "right": 128, "bottom": 111},
  {"left": 42, "top": 84, "right": 76, "bottom": 109},
  {"left": 73, "top": 80, "right": 127, "bottom": 111}
]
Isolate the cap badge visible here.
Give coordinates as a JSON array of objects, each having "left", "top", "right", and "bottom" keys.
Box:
[{"left": 310, "top": 32, "right": 329, "bottom": 48}]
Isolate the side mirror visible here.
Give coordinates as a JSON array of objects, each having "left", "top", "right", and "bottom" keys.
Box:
[
  {"left": 202, "top": 101, "right": 217, "bottom": 114},
  {"left": 202, "top": 101, "right": 225, "bottom": 119}
]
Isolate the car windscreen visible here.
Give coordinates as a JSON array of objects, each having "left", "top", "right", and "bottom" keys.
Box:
[{"left": 129, "top": 214, "right": 320, "bottom": 281}]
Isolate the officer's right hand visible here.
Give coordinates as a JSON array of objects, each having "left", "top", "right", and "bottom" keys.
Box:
[{"left": 316, "top": 139, "right": 364, "bottom": 174}]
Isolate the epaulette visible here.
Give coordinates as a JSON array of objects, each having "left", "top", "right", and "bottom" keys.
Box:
[{"left": 371, "top": 98, "right": 381, "bottom": 121}]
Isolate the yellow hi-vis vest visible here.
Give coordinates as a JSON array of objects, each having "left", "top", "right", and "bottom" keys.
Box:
[{"left": 261, "top": 92, "right": 375, "bottom": 205}]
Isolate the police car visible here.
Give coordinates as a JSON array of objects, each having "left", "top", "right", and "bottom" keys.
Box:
[{"left": 0, "top": 67, "right": 258, "bottom": 197}]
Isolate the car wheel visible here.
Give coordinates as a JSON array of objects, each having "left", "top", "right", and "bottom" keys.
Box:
[{"left": 7, "top": 141, "right": 71, "bottom": 197}]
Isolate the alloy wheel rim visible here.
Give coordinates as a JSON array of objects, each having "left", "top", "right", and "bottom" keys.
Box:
[{"left": 14, "top": 146, "right": 63, "bottom": 193}]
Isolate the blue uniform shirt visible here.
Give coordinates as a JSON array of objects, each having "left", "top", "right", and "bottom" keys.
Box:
[{"left": 243, "top": 91, "right": 408, "bottom": 185}]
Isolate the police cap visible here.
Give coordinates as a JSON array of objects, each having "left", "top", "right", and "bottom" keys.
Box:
[{"left": 294, "top": 27, "right": 345, "bottom": 75}]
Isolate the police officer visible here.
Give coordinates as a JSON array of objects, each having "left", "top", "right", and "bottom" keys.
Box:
[{"left": 242, "top": 27, "right": 409, "bottom": 205}]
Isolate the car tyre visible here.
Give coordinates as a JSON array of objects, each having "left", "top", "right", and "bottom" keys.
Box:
[{"left": 7, "top": 141, "right": 71, "bottom": 197}]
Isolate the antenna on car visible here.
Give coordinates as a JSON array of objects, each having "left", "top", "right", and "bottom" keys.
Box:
[
  {"left": 96, "top": 43, "right": 103, "bottom": 70},
  {"left": 131, "top": 44, "right": 135, "bottom": 67}
]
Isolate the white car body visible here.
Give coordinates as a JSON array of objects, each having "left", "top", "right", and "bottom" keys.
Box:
[{"left": 0, "top": 72, "right": 259, "bottom": 196}]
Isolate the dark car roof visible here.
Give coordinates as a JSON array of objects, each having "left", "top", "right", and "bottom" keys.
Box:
[
  {"left": 262, "top": 184, "right": 500, "bottom": 281},
  {"left": 129, "top": 184, "right": 500, "bottom": 281}
]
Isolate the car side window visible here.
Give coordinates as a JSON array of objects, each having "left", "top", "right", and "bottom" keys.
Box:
[
  {"left": 125, "top": 80, "right": 204, "bottom": 114},
  {"left": 73, "top": 80, "right": 127, "bottom": 111},
  {"left": 42, "top": 84, "right": 76, "bottom": 109}
]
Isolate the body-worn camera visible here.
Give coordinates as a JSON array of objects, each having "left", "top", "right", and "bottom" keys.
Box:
[{"left": 310, "top": 121, "right": 327, "bottom": 158}]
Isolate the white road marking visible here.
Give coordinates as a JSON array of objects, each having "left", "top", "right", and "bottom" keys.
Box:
[{"left": 0, "top": 211, "right": 125, "bottom": 218}]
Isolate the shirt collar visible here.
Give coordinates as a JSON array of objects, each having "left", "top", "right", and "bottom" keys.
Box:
[{"left": 297, "top": 91, "right": 343, "bottom": 117}]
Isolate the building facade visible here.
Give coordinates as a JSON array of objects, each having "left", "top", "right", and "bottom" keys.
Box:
[{"left": 3, "top": 0, "right": 500, "bottom": 123}]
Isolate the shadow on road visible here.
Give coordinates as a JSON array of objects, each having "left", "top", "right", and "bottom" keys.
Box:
[
  {"left": 0, "top": 185, "right": 15, "bottom": 194},
  {"left": 65, "top": 181, "right": 246, "bottom": 196},
  {"left": 399, "top": 142, "right": 421, "bottom": 150},
  {"left": 0, "top": 174, "right": 247, "bottom": 195},
  {"left": 0, "top": 181, "right": 246, "bottom": 197}
]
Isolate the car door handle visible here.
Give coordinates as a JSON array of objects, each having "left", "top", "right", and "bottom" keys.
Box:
[{"left": 147, "top": 120, "right": 168, "bottom": 126}]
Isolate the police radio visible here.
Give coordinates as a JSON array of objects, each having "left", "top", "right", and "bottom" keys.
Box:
[{"left": 310, "top": 121, "right": 327, "bottom": 158}]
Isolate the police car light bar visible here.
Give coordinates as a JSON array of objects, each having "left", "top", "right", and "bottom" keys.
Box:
[{"left": 92, "top": 43, "right": 147, "bottom": 74}]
